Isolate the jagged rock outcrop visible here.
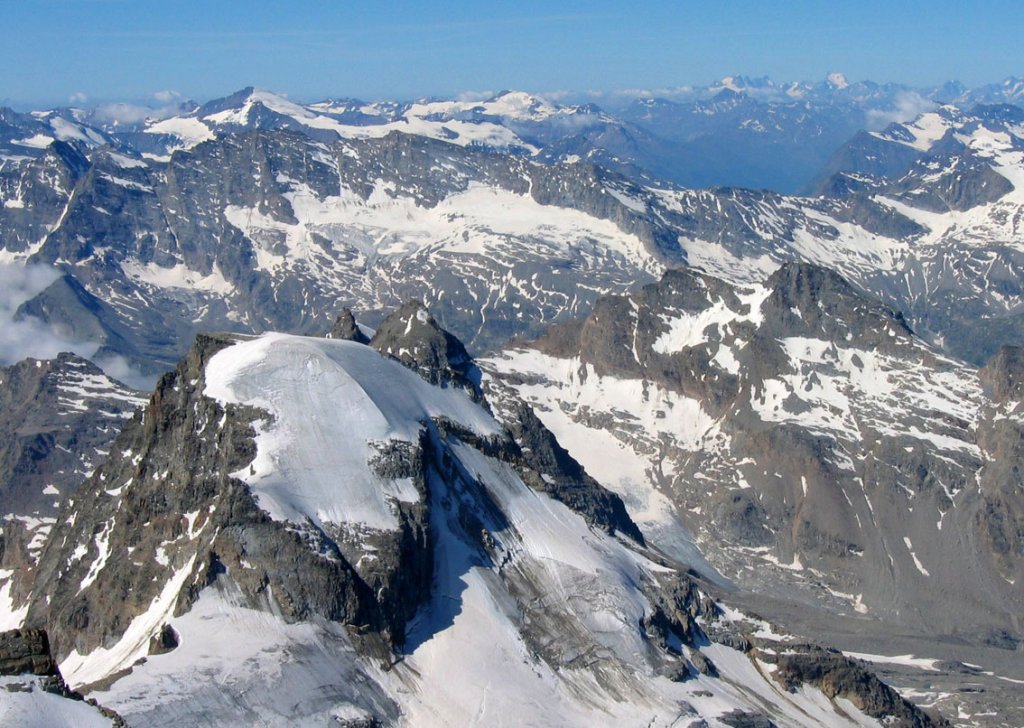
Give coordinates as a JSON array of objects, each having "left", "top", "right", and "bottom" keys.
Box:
[
  {"left": 770, "top": 648, "right": 949, "bottom": 728},
  {"left": 370, "top": 301, "right": 477, "bottom": 393},
  {"left": 327, "top": 308, "right": 370, "bottom": 344},
  {"left": 0, "top": 353, "right": 144, "bottom": 622},
  {"left": 15, "top": 317, "right": 645, "bottom": 683},
  {"left": 0, "top": 352, "right": 144, "bottom": 516},
  {"left": 0, "top": 628, "right": 125, "bottom": 726},
  {"left": 370, "top": 301, "right": 644, "bottom": 542},
  {"left": 0, "top": 629, "right": 59, "bottom": 677},
  {"left": 22, "top": 334, "right": 407, "bottom": 673}
]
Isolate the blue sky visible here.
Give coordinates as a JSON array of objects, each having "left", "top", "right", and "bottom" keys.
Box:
[{"left": 2, "top": 1, "right": 1021, "bottom": 106}]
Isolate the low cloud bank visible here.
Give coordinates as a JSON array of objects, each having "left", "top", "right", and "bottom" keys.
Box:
[{"left": 0, "top": 262, "right": 155, "bottom": 390}]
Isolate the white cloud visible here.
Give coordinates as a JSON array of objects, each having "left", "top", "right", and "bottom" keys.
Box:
[
  {"left": 152, "top": 89, "right": 181, "bottom": 104},
  {"left": 0, "top": 263, "right": 154, "bottom": 390},
  {"left": 93, "top": 352, "right": 155, "bottom": 391},
  {"left": 0, "top": 263, "right": 88, "bottom": 364},
  {"left": 537, "top": 90, "right": 573, "bottom": 103},
  {"left": 866, "top": 91, "right": 937, "bottom": 130},
  {"left": 92, "top": 90, "right": 190, "bottom": 126},
  {"left": 94, "top": 101, "right": 179, "bottom": 125},
  {"left": 455, "top": 90, "right": 495, "bottom": 102},
  {"left": 68, "top": 92, "right": 88, "bottom": 105}
]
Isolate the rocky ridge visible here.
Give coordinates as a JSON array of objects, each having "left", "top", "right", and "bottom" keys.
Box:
[
  {"left": 0, "top": 628, "right": 123, "bottom": 727},
  {"left": 0, "top": 353, "right": 144, "bottom": 632},
  {"left": 485, "top": 262, "right": 1023, "bottom": 645}
]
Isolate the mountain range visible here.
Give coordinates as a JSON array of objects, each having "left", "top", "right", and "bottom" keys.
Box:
[{"left": 1, "top": 76, "right": 1024, "bottom": 726}]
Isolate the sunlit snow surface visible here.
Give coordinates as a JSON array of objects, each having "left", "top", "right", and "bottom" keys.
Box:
[
  {"left": 203, "top": 333, "right": 499, "bottom": 530},
  {"left": 143, "top": 88, "right": 597, "bottom": 155}
]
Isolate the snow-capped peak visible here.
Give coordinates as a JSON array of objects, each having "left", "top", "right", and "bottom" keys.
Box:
[
  {"left": 826, "top": 72, "right": 850, "bottom": 89},
  {"left": 480, "top": 90, "right": 564, "bottom": 120},
  {"left": 203, "top": 332, "right": 499, "bottom": 530}
]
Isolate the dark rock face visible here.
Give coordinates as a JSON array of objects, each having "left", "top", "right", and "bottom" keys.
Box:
[
  {"left": 15, "top": 274, "right": 151, "bottom": 373},
  {"left": 21, "top": 334, "right": 399, "bottom": 666},
  {"left": 532, "top": 266, "right": 745, "bottom": 412},
  {"left": 0, "top": 141, "right": 89, "bottom": 254},
  {"left": 0, "top": 353, "right": 144, "bottom": 619},
  {"left": 811, "top": 129, "right": 926, "bottom": 193},
  {"left": 371, "top": 302, "right": 645, "bottom": 542},
  {"left": 493, "top": 401, "right": 645, "bottom": 544},
  {"left": 0, "top": 352, "right": 143, "bottom": 517},
  {"left": 328, "top": 308, "right": 370, "bottom": 344},
  {"left": 718, "top": 711, "right": 776, "bottom": 728},
  {"left": 770, "top": 648, "right": 949, "bottom": 728},
  {"left": 16, "top": 319, "right": 645, "bottom": 680},
  {"left": 0, "top": 629, "right": 57, "bottom": 676},
  {"left": 147, "top": 624, "right": 178, "bottom": 656},
  {"left": 370, "top": 301, "right": 476, "bottom": 393},
  {"left": 980, "top": 345, "right": 1024, "bottom": 402},
  {"left": 888, "top": 150, "right": 1014, "bottom": 212},
  {"left": 760, "top": 263, "right": 913, "bottom": 352},
  {"left": 0, "top": 627, "right": 126, "bottom": 725}
]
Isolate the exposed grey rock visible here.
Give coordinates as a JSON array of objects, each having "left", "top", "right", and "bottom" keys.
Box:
[
  {"left": 21, "top": 334, "right": 408, "bottom": 670},
  {"left": 887, "top": 148, "right": 1013, "bottom": 212},
  {"left": 492, "top": 401, "right": 645, "bottom": 543},
  {"left": 760, "top": 263, "right": 913, "bottom": 352},
  {"left": 369, "top": 302, "right": 645, "bottom": 542},
  {"left": 980, "top": 345, "right": 1024, "bottom": 402},
  {"left": 328, "top": 308, "right": 370, "bottom": 344},
  {"left": 370, "top": 300, "right": 476, "bottom": 394},
  {"left": 811, "top": 129, "right": 926, "bottom": 193},
  {"left": 0, "top": 352, "right": 144, "bottom": 621},
  {"left": 147, "top": 624, "right": 178, "bottom": 656},
  {"left": 4, "top": 103, "right": 1024, "bottom": 371},
  {"left": 718, "top": 711, "right": 776, "bottom": 728},
  {"left": 0, "top": 629, "right": 58, "bottom": 677},
  {"left": 0, "top": 628, "right": 126, "bottom": 725},
  {"left": 488, "top": 263, "right": 1023, "bottom": 650},
  {"left": 0, "top": 352, "right": 144, "bottom": 517},
  {"left": 769, "top": 647, "right": 950, "bottom": 728}
]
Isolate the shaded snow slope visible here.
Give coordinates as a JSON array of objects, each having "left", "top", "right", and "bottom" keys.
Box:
[{"left": 0, "top": 675, "right": 116, "bottom": 728}]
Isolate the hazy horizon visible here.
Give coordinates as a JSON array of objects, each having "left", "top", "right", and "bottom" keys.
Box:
[{"left": 3, "top": 1, "right": 1021, "bottom": 108}]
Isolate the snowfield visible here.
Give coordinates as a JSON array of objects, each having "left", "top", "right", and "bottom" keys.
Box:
[{"left": 203, "top": 333, "right": 499, "bottom": 530}]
